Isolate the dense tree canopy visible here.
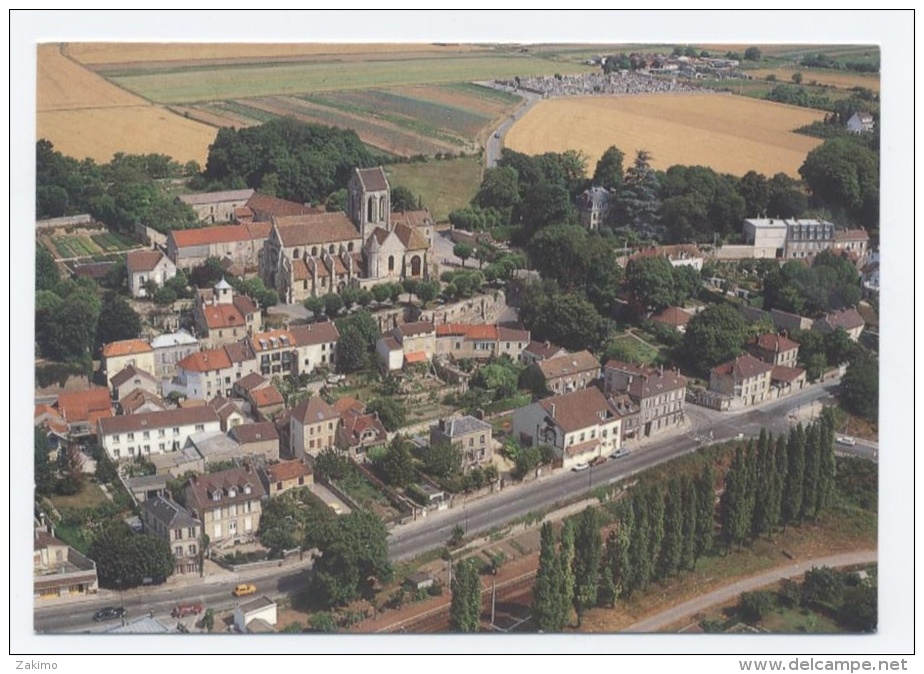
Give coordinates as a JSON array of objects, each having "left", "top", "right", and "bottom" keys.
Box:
[
  {"left": 592, "top": 146, "right": 625, "bottom": 192},
  {"left": 658, "top": 165, "right": 746, "bottom": 241},
  {"left": 799, "top": 137, "right": 879, "bottom": 229},
  {"left": 518, "top": 280, "right": 606, "bottom": 352},
  {"left": 88, "top": 522, "right": 175, "bottom": 589},
  {"left": 95, "top": 293, "right": 142, "bottom": 349},
  {"left": 840, "top": 352, "right": 878, "bottom": 422},
  {"left": 762, "top": 250, "right": 861, "bottom": 316},
  {"left": 682, "top": 303, "right": 748, "bottom": 374}
]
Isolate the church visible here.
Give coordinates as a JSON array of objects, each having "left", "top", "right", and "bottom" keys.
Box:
[{"left": 261, "top": 167, "right": 434, "bottom": 304}]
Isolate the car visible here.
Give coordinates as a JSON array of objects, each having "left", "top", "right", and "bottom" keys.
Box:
[
  {"left": 609, "top": 448, "right": 630, "bottom": 460},
  {"left": 571, "top": 463, "right": 590, "bottom": 472},
  {"left": 171, "top": 602, "right": 203, "bottom": 619},
  {"left": 232, "top": 583, "right": 257, "bottom": 597},
  {"left": 328, "top": 502, "right": 343, "bottom": 515},
  {"left": 836, "top": 436, "right": 857, "bottom": 446},
  {"left": 93, "top": 606, "right": 126, "bottom": 622},
  {"left": 494, "top": 131, "right": 500, "bottom": 138},
  {"left": 326, "top": 374, "right": 345, "bottom": 385}
]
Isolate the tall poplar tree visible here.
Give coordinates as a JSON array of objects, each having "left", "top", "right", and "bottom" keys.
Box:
[
  {"left": 695, "top": 463, "right": 716, "bottom": 561},
  {"left": 659, "top": 479, "right": 684, "bottom": 577},
  {"left": 801, "top": 422, "right": 822, "bottom": 521},
  {"left": 679, "top": 476, "right": 698, "bottom": 571},
  {"left": 558, "top": 520, "right": 576, "bottom": 628},
  {"left": 647, "top": 486, "right": 666, "bottom": 582},
  {"left": 533, "top": 522, "right": 567, "bottom": 632},
  {"left": 572, "top": 508, "right": 603, "bottom": 625},
  {"left": 782, "top": 424, "right": 806, "bottom": 528},
  {"left": 450, "top": 558, "right": 482, "bottom": 633}
]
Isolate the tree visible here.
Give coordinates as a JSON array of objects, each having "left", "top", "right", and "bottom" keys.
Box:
[
  {"left": 659, "top": 479, "right": 684, "bottom": 577},
  {"left": 335, "top": 326, "right": 367, "bottom": 373},
  {"left": 88, "top": 522, "right": 175, "bottom": 588},
  {"left": 615, "top": 150, "right": 661, "bottom": 236},
  {"left": 558, "top": 520, "right": 576, "bottom": 627},
  {"left": 792, "top": 71, "right": 804, "bottom": 84},
  {"left": 626, "top": 255, "right": 676, "bottom": 312},
  {"left": 679, "top": 477, "right": 698, "bottom": 571},
  {"left": 799, "top": 137, "right": 879, "bottom": 227},
  {"left": 371, "top": 283, "right": 391, "bottom": 304},
  {"left": 682, "top": 303, "right": 747, "bottom": 374},
  {"left": 646, "top": 486, "right": 666, "bottom": 580},
  {"left": 367, "top": 397, "right": 406, "bottom": 432},
  {"left": 592, "top": 146, "right": 625, "bottom": 191},
  {"left": 626, "top": 495, "right": 652, "bottom": 593},
  {"left": 801, "top": 566, "right": 846, "bottom": 608},
  {"left": 572, "top": 507, "right": 603, "bottom": 625},
  {"left": 766, "top": 173, "right": 808, "bottom": 219},
  {"left": 744, "top": 46, "right": 763, "bottom": 61},
  {"left": 415, "top": 280, "right": 440, "bottom": 306},
  {"left": 840, "top": 352, "right": 878, "bottom": 422},
  {"left": 738, "top": 171, "right": 770, "bottom": 217},
  {"left": 376, "top": 435, "right": 416, "bottom": 489},
  {"left": 801, "top": 423, "right": 822, "bottom": 521},
  {"left": 782, "top": 424, "right": 807, "bottom": 528},
  {"left": 34, "top": 428, "right": 56, "bottom": 496},
  {"left": 201, "top": 608, "right": 215, "bottom": 632},
  {"left": 454, "top": 243, "right": 474, "bottom": 268},
  {"left": 390, "top": 185, "right": 418, "bottom": 212},
  {"left": 720, "top": 461, "right": 749, "bottom": 551},
  {"left": 475, "top": 166, "right": 520, "bottom": 210},
  {"left": 450, "top": 558, "right": 482, "bottom": 632},
  {"left": 695, "top": 463, "right": 716, "bottom": 561},
  {"left": 95, "top": 294, "right": 142, "bottom": 349},
  {"left": 323, "top": 293, "right": 343, "bottom": 318},
  {"left": 421, "top": 441, "right": 463, "bottom": 479},
  {"left": 533, "top": 522, "right": 567, "bottom": 632},
  {"left": 36, "top": 247, "right": 60, "bottom": 292},
  {"left": 739, "top": 591, "right": 775, "bottom": 624}
]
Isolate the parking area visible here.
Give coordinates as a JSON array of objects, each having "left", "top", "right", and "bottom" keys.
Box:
[{"left": 310, "top": 483, "right": 352, "bottom": 516}]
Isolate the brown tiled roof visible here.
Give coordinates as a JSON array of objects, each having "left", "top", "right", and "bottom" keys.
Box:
[
  {"left": 234, "top": 206, "right": 254, "bottom": 221},
  {"left": 251, "top": 386, "right": 285, "bottom": 408},
  {"left": 711, "top": 355, "right": 773, "bottom": 381},
  {"left": 179, "top": 399, "right": 207, "bottom": 408},
  {"left": 816, "top": 308, "right": 865, "bottom": 332},
  {"left": 355, "top": 167, "right": 389, "bottom": 192},
  {"left": 98, "top": 406, "right": 220, "bottom": 435},
  {"left": 393, "top": 221, "right": 429, "bottom": 251},
  {"left": 291, "top": 397, "right": 338, "bottom": 425},
  {"left": 834, "top": 229, "right": 870, "bottom": 243},
  {"left": 178, "top": 348, "right": 233, "bottom": 372},
  {"left": 290, "top": 321, "right": 340, "bottom": 346},
  {"left": 274, "top": 213, "right": 360, "bottom": 247},
  {"left": 170, "top": 225, "right": 255, "bottom": 248},
  {"left": 126, "top": 249, "right": 166, "bottom": 274},
  {"left": 178, "top": 189, "right": 254, "bottom": 206},
  {"left": 498, "top": 326, "right": 530, "bottom": 342},
  {"left": 381, "top": 336, "right": 401, "bottom": 351},
  {"left": 392, "top": 210, "right": 433, "bottom": 230},
  {"left": 538, "top": 387, "right": 620, "bottom": 433},
  {"left": 233, "top": 294, "right": 259, "bottom": 316},
  {"left": 264, "top": 459, "right": 313, "bottom": 483},
  {"left": 185, "top": 466, "right": 265, "bottom": 514},
  {"left": 292, "top": 258, "right": 311, "bottom": 281},
  {"left": 334, "top": 396, "right": 365, "bottom": 414},
  {"left": 651, "top": 306, "right": 693, "bottom": 328},
  {"left": 56, "top": 388, "right": 112, "bottom": 424},
  {"left": 371, "top": 228, "right": 389, "bottom": 245},
  {"left": 604, "top": 359, "right": 648, "bottom": 376},
  {"left": 230, "top": 421, "right": 279, "bottom": 445},
  {"left": 523, "top": 341, "right": 566, "bottom": 360},
  {"left": 404, "top": 351, "right": 428, "bottom": 364},
  {"left": 200, "top": 304, "right": 246, "bottom": 330},
  {"left": 223, "top": 340, "right": 255, "bottom": 363},
  {"left": 110, "top": 365, "right": 157, "bottom": 389},
  {"left": 120, "top": 389, "right": 167, "bottom": 415},
  {"left": 626, "top": 370, "right": 687, "bottom": 400},
  {"left": 34, "top": 529, "right": 69, "bottom": 551},
  {"left": 251, "top": 329, "right": 298, "bottom": 353},
  {"left": 565, "top": 437, "right": 600, "bottom": 457},
  {"left": 396, "top": 321, "right": 434, "bottom": 338},
  {"left": 536, "top": 351, "right": 600, "bottom": 380},
  {"left": 34, "top": 405, "right": 68, "bottom": 434},
  {"left": 340, "top": 408, "right": 387, "bottom": 446},
  {"left": 435, "top": 323, "right": 498, "bottom": 340},
  {"left": 208, "top": 395, "right": 242, "bottom": 421},
  {"left": 236, "top": 372, "right": 268, "bottom": 392},
  {"left": 771, "top": 365, "right": 806, "bottom": 382},
  {"left": 630, "top": 244, "right": 702, "bottom": 263},
  {"left": 246, "top": 192, "right": 315, "bottom": 218},
  {"left": 102, "top": 339, "right": 152, "bottom": 358},
  {"left": 756, "top": 333, "right": 800, "bottom": 354}
]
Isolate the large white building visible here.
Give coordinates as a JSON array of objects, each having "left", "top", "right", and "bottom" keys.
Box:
[
  {"left": 742, "top": 218, "right": 836, "bottom": 260},
  {"left": 97, "top": 407, "right": 222, "bottom": 462}
]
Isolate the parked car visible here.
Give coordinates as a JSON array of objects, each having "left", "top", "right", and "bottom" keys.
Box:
[
  {"left": 171, "top": 602, "right": 203, "bottom": 619},
  {"left": 571, "top": 463, "right": 590, "bottom": 472},
  {"left": 93, "top": 606, "right": 125, "bottom": 622},
  {"left": 232, "top": 583, "right": 257, "bottom": 597},
  {"left": 836, "top": 435, "right": 857, "bottom": 446},
  {"left": 326, "top": 374, "right": 346, "bottom": 385},
  {"left": 590, "top": 456, "right": 607, "bottom": 467},
  {"left": 609, "top": 448, "right": 630, "bottom": 460}
]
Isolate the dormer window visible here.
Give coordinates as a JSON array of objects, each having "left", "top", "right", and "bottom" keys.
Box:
[
  {"left": 243, "top": 484, "right": 252, "bottom": 495},
  {"left": 228, "top": 488, "right": 237, "bottom": 498},
  {"left": 211, "top": 490, "right": 221, "bottom": 501}
]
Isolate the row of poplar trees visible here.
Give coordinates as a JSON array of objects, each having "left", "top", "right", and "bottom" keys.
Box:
[{"left": 532, "top": 412, "right": 838, "bottom": 632}]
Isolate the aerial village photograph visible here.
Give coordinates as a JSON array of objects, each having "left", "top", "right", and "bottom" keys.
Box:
[{"left": 13, "top": 9, "right": 914, "bottom": 663}]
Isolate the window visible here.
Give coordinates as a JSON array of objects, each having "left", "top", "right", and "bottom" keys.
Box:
[
  {"left": 113, "top": 434, "right": 120, "bottom": 443},
  {"left": 229, "top": 520, "right": 237, "bottom": 534},
  {"left": 113, "top": 449, "right": 120, "bottom": 459},
  {"left": 158, "top": 429, "right": 165, "bottom": 438},
  {"left": 127, "top": 432, "right": 135, "bottom": 441},
  {"left": 173, "top": 427, "right": 180, "bottom": 435},
  {"left": 322, "top": 343, "right": 326, "bottom": 351},
  {"left": 188, "top": 544, "right": 197, "bottom": 556},
  {"left": 213, "top": 523, "right": 222, "bottom": 538},
  {"left": 143, "top": 431, "right": 150, "bottom": 440},
  {"left": 468, "top": 438, "right": 474, "bottom": 447},
  {"left": 276, "top": 481, "right": 283, "bottom": 491},
  {"left": 195, "top": 424, "right": 205, "bottom": 432},
  {"left": 174, "top": 546, "right": 183, "bottom": 557},
  {"left": 480, "top": 434, "right": 485, "bottom": 445},
  {"left": 159, "top": 443, "right": 165, "bottom": 451},
  {"left": 129, "top": 447, "right": 135, "bottom": 455},
  {"left": 298, "top": 476, "right": 304, "bottom": 486},
  {"left": 188, "top": 527, "right": 196, "bottom": 538},
  {"left": 328, "top": 422, "right": 334, "bottom": 431},
  {"left": 174, "top": 529, "right": 183, "bottom": 541}
]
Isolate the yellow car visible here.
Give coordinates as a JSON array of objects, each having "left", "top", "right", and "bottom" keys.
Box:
[{"left": 232, "top": 583, "right": 257, "bottom": 597}]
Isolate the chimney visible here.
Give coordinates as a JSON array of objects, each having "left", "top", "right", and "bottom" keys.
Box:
[{"left": 549, "top": 403, "right": 556, "bottom": 418}]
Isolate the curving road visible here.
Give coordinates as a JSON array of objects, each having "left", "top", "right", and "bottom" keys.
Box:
[
  {"left": 625, "top": 550, "right": 878, "bottom": 633},
  {"left": 481, "top": 82, "right": 543, "bottom": 168}
]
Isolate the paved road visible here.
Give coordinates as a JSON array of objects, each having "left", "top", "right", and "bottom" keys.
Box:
[
  {"left": 624, "top": 550, "right": 878, "bottom": 633},
  {"left": 481, "top": 83, "right": 542, "bottom": 168}
]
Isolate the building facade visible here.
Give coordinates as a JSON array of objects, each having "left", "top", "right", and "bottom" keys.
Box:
[
  {"left": 184, "top": 467, "right": 265, "bottom": 549},
  {"left": 97, "top": 406, "right": 222, "bottom": 461},
  {"left": 140, "top": 495, "right": 202, "bottom": 576}
]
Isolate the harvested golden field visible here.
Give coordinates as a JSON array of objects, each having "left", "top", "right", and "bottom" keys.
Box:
[
  {"left": 748, "top": 67, "right": 880, "bottom": 92},
  {"left": 37, "top": 107, "right": 217, "bottom": 165},
  {"left": 64, "top": 42, "right": 489, "bottom": 67},
  {"left": 38, "top": 44, "right": 218, "bottom": 164},
  {"left": 505, "top": 93, "right": 825, "bottom": 178}
]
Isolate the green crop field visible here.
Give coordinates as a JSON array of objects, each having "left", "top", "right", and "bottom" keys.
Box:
[
  {"left": 108, "top": 55, "right": 594, "bottom": 104},
  {"left": 386, "top": 156, "right": 484, "bottom": 222}
]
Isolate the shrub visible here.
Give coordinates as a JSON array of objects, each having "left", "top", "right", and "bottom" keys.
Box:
[{"left": 739, "top": 590, "right": 776, "bottom": 624}]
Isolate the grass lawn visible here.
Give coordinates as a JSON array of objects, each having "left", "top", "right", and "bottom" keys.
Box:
[
  {"left": 48, "top": 481, "right": 109, "bottom": 511},
  {"left": 607, "top": 332, "right": 663, "bottom": 365},
  {"left": 386, "top": 156, "right": 483, "bottom": 222}
]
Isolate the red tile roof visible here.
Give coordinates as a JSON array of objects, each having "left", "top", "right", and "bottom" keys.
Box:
[
  {"left": 246, "top": 192, "right": 316, "bottom": 218},
  {"left": 34, "top": 404, "right": 68, "bottom": 434},
  {"left": 230, "top": 421, "right": 279, "bottom": 445},
  {"left": 56, "top": 388, "right": 113, "bottom": 424},
  {"left": 396, "top": 321, "right": 434, "bottom": 338},
  {"left": 435, "top": 323, "right": 499, "bottom": 340},
  {"left": 170, "top": 225, "right": 256, "bottom": 248},
  {"left": 250, "top": 386, "right": 285, "bottom": 408},
  {"left": 650, "top": 306, "right": 693, "bottom": 328},
  {"left": 251, "top": 329, "right": 298, "bottom": 353},
  {"left": 339, "top": 408, "right": 387, "bottom": 447},
  {"left": 834, "top": 229, "right": 870, "bottom": 243},
  {"left": 178, "top": 348, "right": 233, "bottom": 372},
  {"left": 264, "top": 459, "right": 313, "bottom": 483},
  {"left": 290, "top": 322, "right": 340, "bottom": 346},
  {"left": 524, "top": 341, "right": 566, "bottom": 360},
  {"left": 355, "top": 167, "right": 389, "bottom": 192},
  {"left": 102, "top": 339, "right": 152, "bottom": 358},
  {"left": 392, "top": 210, "right": 433, "bottom": 230},
  {"left": 816, "top": 308, "right": 865, "bottom": 332},
  {"left": 393, "top": 221, "right": 429, "bottom": 251},
  {"left": 185, "top": 466, "right": 265, "bottom": 514},
  {"left": 110, "top": 365, "right": 157, "bottom": 389},
  {"left": 711, "top": 355, "right": 773, "bottom": 381},
  {"left": 771, "top": 365, "right": 807, "bottom": 382},
  {"left": 334, "top": 396, "right": 365, "bottom": 415},
  {"left": 119, "top": 389, "right": 167, "bottom": 415},
  {"left": 756, "top": 333, "right": 800, "bottom": 353},
  {"left": 404, "top": 351, "right": 428, "bottom": 364},
  {"left": 498, "top": 326, "right": 530, "bottom": 342},
  {"left": 236, "top": 373, "right": 268, "bottom": 392},
  {"left": 291, "top": 397, "right": 338, "bottom": 425},
  {"left": 274, "top": 212, "right": 360, "bottom": 247},
  {"left": 381, "top": 336, "right": 401, "bottom": 351},
  {"left": 539, "top": 387, "right": 621, "bottom": 433},
  {"left": 126, "top": 249, "right": 167, "bottom": 274},
  {"left": 536, "top": 351, "right": 600, "bottom": 380},
  {"left": 200, "top": 304, "right": 246, "bottom": 330}
]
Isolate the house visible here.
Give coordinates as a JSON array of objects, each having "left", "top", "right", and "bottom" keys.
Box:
[
  {"left": 512, "top": 387, "right": 623, "bottom": 470},
  {"left": 101, "top": 339, "right": 156, "bottom": 387},
  {"left": 177, "top": 188, "right": 255, "bottom": 224},
  {"left": 251, "top": 321, "right": 340, "bottom": 378},
  {"left": 208, "top": 395, "right": 246, "bottom": 432},
  {"left": 649, "top": 306, "right": 693, "bottom": 333},
  {"left": 193, "top": 278, "right": 262, "bottom": 349},
  {"left": 55, "top": 388, "right": 113, "bottom": 436},
  {"left": 846, "top": 111, "right": 874, "bottom": 134},
  {"left": 125, "top": 473, "right": 169, "bottom": 503},
  {"left": 709, "top": 355, "right": 773, "bottom": 408},
  {"left": 186, "top": 430, "right": 243, "bottom": 466},
  {"left": 110, "top": 365, "right": 159, "bottom": 401},
  {"left": 751, "top": 333, "right": 800, "bottom": 368},
  {"left": 174, "top": 345, "right": 258, "bottom": 401},
  {"left": 429, "top": 415, "right": 494, "bottom": 471},
  {"left": 531, "top": 350, "right": 601, "bottom": 395},
  {"left": 742, "top": 218, "right": 836, "bottom": 260},
  {"left": 832, "top": 229, "right": 870, "bottom": 262},
  {"left": 261, "top": 167, "right": 432, "bottom": 304},
  {"left": 125, "top": 249, "right": 177, "bottom": 298},
  {"left": 434, "top": 323, "right": 530, "bottom": 361},
  {"left": 150, "top": 330, "right": 200, "bottom": 379},
  {"left": 229, "top": 421, "right": 281, "bottom": 462},
  {"left": 233, "top": 596, "right": 277, "bottom": 634},
  {"left": 404, "top": 572, "right": 435, "bottom": 591},
  {"left": 34, "top": 404, "right": 68, "bottom": 447},
  {"left": 248, "top": 385, "right": 286, "bottom": 420},
  {"left": 260, "top": 459, "right": 314, "bottom": 497},
  {"left": 813, "top": 307, "right": 865, "bottom": 341},
  {"left": 140, "top": 495, "right": 202, "bottom": 575},
  {"left": 148, "top": 445, "right": 205, "bottom": 477},
  {"left": 770, "top": 364, "right": 808, "bottom": 397},
  {"left": 334, "top": 397, "right": 387, "bottom": 455},
  {"left": 167, "top": 221, "right": 273, "bottom": 271},
  {"left": 289, "top": 397, "right": 339, "bottom": 458},
  {"left": 520, "top": 340, "right": 568, "bottom": 366},
  {"left": 184, "top": 466, "right": 265, "bottom": 548},
  {"left": 233, "top": 372, "right": 271, "bottom": 399},
  {"left": 97, "top": 406, "right": 222, "bottom": 462},
  {"left": 625, "top": 244, "right": 704, "bottom": 271},
  {"left": 34, "top": 528, "right": 99, "bottom": 599},
  {"left": 119, "top": 388, "right": 167, "bottom": 415},
  {"left": 375, "top": 321, "right": 436, "bottom": 371},
  {"left": 603, "top": 361, "right": 687, "bottom": 438},
  {"left": 575, "top": 186, "right": 613, "bottom": 230}
]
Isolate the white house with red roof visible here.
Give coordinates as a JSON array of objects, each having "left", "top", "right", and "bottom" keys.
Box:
[
  {"left": 193, "top": 278, "right": 262, "bottom": 348},
  {"left": 126, "top": 248, "right": 177, "bottom": 298}
]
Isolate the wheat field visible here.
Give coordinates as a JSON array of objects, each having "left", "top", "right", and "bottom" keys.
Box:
[{"left": 504, "top": 93, "right": 826, "bottom": 178}]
